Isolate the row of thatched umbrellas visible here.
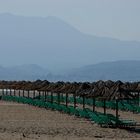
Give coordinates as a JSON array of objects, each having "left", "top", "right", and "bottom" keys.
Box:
[
  {"left": 0, "top": 80, "right": 140, "bottom": 100},
  {"left": 1, "top": 80, "right": 140, "bottom": 123}
]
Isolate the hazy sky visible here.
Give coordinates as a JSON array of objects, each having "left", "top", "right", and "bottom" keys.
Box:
[{"left": 0, "top": 0, "right": 140, "bottom": 41}]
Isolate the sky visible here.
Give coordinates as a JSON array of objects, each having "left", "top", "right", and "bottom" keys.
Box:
[{"left": 0, "top": 0, "right": 140, "bottom": 41}]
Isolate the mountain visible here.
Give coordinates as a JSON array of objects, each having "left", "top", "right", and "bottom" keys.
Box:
[
  {"left": 0, "top": 13, "right": 140, "bottom": 72},
  {"left": 0, "top": 64, "right": 50, "bottom": 80},
  {"left": 0, "top": 61, "right": 140, "bottom": 82},
  {"left": 65, "top": 60, "right": 140, "bottom": 82}
]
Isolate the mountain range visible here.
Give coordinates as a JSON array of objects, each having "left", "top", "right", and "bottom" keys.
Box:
[
  {"left": 65, "top": 60, "right": 140, "bottom": 82},
  {"left": 0, "top": 13, "right": 140, "bottom": 73},
  {"left": 0, "top": 13, "right": 140, "bottom": 81},
  {"left": 0, "top": 64, "right": 49, "bottom": 81},
  {"left": 0, "top": 60, "right": 140, "bottom": 82}
]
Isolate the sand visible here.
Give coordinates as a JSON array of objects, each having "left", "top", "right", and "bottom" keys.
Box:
[{"left": 0, "top": 101, "right": 140, "bottom": 140}]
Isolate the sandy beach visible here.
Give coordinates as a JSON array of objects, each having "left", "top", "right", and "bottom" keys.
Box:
[{"left": 0, "top": 101, "right": 140, "bottom": 140}]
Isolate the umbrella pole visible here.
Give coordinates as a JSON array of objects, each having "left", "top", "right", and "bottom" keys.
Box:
[
  {"left": 38, "top": 91, "right": 41, "bottom": 99},
  {"left": 23, "top": 90, "right": 24, "bottom": 97},
  {"left": 51, "top": 92, "right": 53, "bottom": 103},
  {"left": 138, "top": 92, "right": 140, "bottom": 107},
  {"left": 28, "top": 90, "right": 29, "bottom": 98},
  {"left": 104, "top": 99, "right": 106, "bottom": 115},
  {"left": 116, "top": 99, "right": 119, "bottom": 127},
  {"left": 93, "top": 97, "right": 95, "bottom": 112},
  {"left": 45, "top": 91, "right": 46, "bottom": 101},
  {"left": 0, "top": 89, "right": 1, "bottom": 97},
  {"left": 32, "top": 90, "right": 34, "bottom": 99},
  {"left": 2, "top": 88, "right": 4, "bottom": 96},
  {"left": 74, "top": 93, "right": 76, "bottom": 108},
  {"left": 66, "top": 92, "right": 68, "bottom": 107},
  {"left": 10, "top": 88, "right": 11, "bottom": 96},
  {"left": 58, "top": 92, "right": 60, "bottom": 105},
  {"left": 19, "top": 90, "right": 20, "bottom": 97},
  {"left": 14, "top": 89, "right": 16, "bottom": 96},
  {"left": 83, "top": 95, "right": 85, "bottom": 109},
  {"left": 6, "top": 88, "right": 7, "bottom": 95}
]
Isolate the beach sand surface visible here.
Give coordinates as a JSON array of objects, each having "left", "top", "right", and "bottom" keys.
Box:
[{"left": 0, "top": 101, "right": 140, "bottom": 140}]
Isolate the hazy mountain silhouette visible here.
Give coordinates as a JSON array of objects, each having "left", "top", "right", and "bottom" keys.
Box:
[
  {"left": 65, "top": 60, "right": 140, "bottom": 82},
  {"left": 0, "top": 64, "right": 50, "bottom": 80},
  {"left": 0, "top": 61, "right": 140, "bottom": 81},
  {"left": 0, "top": 13, "right": 140, "bottom": 72}
]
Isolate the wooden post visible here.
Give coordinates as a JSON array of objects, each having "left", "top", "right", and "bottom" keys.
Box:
[
  {"left": 66, "top": 92, "right": 68, "bottom": 107},
  {"left": 14, "top": 89, "right": 16, "bottom": 96},
  {"left": 74, "top": 93, "right": 76, "bottom": 108},
  {"left": 51, "top": 92, "right": 53, "bottom": 103},
  {"left": 2, "top": 88, "right": 4, "bottom": 96},
  {"left": 10, "top": 89, "right": 12, "bottom": 96},
  {"left": 23, "top": 90, "right": 24, "bottom": 97},
  {"left": 58, "top": 92, "right": 60, "bottom": 105},
  {"left": 138, "top": 92, "right": 140, "bottom": 107},
  {"left": 38, "top": 91, "right": 40, "bottom": 99},
  {"left": 28, "top": 90, "right": 29, "bottom": 98},
  {"left": 61, "top": 93, "right": 64, "bottom": 101},
  {"left": 47, "top": 91, "right": 49, "bottom": 100},
  {"left": 45, "top": 91, "right": 47, "bottom": 101},
  {"left": 116, "top": 99, "right": 119, "bottom": 127},
  {"left": 33, "top": 90, "right": 35, "bottom": 99},
  {"left": 7, "top": 89, "right": 9, "bottom": 95},
  {"left": 83, "top": 94, "right": 85, "bottom": 109},
  {"left": 92, "top": 97, "right": 95, "bottom": 112},
  {"left": 6, "top": 88, "right": 8, "bottom": 95},
  {"left": 104, "top": 99, "right": 106, "bottom": 115},
  {"left": 19, "top": 90, "right": 20, "bottom": 97}
]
